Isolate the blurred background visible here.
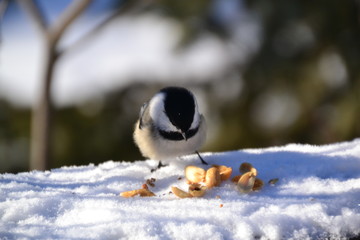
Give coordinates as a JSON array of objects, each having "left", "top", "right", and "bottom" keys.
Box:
[{"left": 0, "top": 0, "right": 359, "bottom": 173}]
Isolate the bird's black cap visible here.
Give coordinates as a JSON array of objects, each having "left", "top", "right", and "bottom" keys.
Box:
[{"left": 160, "top": 87, "right": 195, "bottom": 133}]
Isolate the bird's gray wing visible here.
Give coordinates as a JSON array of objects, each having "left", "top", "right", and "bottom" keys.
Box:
[{"left": 139, "top": 101, "right": 149, "bottom": 129}]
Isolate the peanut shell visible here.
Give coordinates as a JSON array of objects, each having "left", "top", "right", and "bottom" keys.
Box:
[
  {"left": 237, "top": 172, "right": 256, "bottom": 193},
  {"left": 171, "top": 186, "right": 193, "bottom": 198},
  {"left": 185, "top": 166, "right": 206, "bottom": 183},
  {"left": 205, "top": 167, "right": 221, "bottom": 188},
  {"left": 120, "top": 188, "right": 155, "bottom": 198},
  {"left": 213, "top": 165, "right": 233, "bottom": 181}
]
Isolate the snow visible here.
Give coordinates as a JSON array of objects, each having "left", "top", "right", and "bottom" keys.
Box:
[{"left": 1, "top": 139, "right": 360, "bottom": 239}]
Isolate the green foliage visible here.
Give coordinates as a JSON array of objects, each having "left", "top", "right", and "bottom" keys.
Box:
[
  {"left": 0, "top": 100, "right": 30, "bottom": 173},
  {"left": 155, "top": 0, "right": 216, "bottom": 45}
]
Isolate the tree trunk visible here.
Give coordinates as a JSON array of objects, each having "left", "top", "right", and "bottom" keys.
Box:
[
  {"left": 30, "top": 41, "right": 57, "bottom": 171},
  {"left": 21, "top": 0, "right": 141, "bottom": 170}
]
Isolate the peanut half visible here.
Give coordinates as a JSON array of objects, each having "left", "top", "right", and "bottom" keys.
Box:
[{"left": 185, "top": 166, "right": 206, "bottom": 183}]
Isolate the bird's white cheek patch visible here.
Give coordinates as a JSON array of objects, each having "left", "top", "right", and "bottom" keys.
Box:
[
  {"left": 149, "top": 93, "right": 178, "bottom": 132},
  {"left": 190, "top": 98, "right": 201, "bottom": 130}
]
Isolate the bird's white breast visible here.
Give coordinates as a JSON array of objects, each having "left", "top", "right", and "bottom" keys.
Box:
[{"left": 133, "top": 115, "right": 206, "bottom": 161}]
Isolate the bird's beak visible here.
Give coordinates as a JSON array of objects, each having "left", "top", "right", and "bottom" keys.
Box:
[{"left": 181, "top": 132, "right": 188, "bottom": 141}]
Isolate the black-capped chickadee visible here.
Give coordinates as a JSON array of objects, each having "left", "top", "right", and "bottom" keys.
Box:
[{"left": 134, "top": 87, "right": 207, "bottom": 169}]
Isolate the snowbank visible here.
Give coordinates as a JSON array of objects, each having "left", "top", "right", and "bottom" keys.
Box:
[{"left": 1, "top": 139, "right": 360, "bottom": 239}]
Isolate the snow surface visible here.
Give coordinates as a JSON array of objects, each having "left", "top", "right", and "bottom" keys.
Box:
[{"left": 1, "top": 139, "right": 360, "bottom": 239}]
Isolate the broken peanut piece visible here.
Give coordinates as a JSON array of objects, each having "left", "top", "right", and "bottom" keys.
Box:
[
  {"left": 120, "top": 188, "right": 155, "bottom": 198},
  {"left": 188, "top": 184, "right": 207, "bottom": 197},
  {"left": 239, "top": 162, "right": 257, "bottom": 176},
  {"left": 185, "top": 166, "right": 206, "bottom": 183},
  {"left": 232, "top": 175, "right": 241, "bottom": 183},
  {"left": 253, "top": 178, "right": 264, "bottom": 191},
  {"left": 171, "top": 186, "right": 193, "bottom": 198},
  {"left": 213, "top": 165, "right": 232, "bottom": 181},
  {"left": 268, "top": 178, "right": 279, "bottom": 185},
  {"left": 146, "top": 178, "right": 156, "bottom": 187},
  {"left": 237, "top": 172, "right": 256, "bottom": 193},
  {"left": 239, "top": 162, "right": 253, "bottom": 174},
  {"left": 205, "top": 167, "right": 221, "bottom": 188},
  {"left": 172, "top": 184, "right": 206, "bottom": 198}
]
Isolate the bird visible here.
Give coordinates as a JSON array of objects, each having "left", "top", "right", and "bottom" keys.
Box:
[{"left": 133, "top": 86, "right": 207, "bottom": 170}]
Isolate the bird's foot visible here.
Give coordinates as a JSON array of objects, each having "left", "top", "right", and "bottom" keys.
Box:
[
  {"left": 196, "top": 151, "right": 208, "bottom": 165},
  {"left": 151, "top": 161, "right": 168, "bottom": 172}
]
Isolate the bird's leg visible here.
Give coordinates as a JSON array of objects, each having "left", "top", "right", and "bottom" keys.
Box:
[
  {"left": 151, "top": 161, "right": 168, "bottom": 172},
  {"left": 196, "top": 151, "right": 208, "bottom": 165}
]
